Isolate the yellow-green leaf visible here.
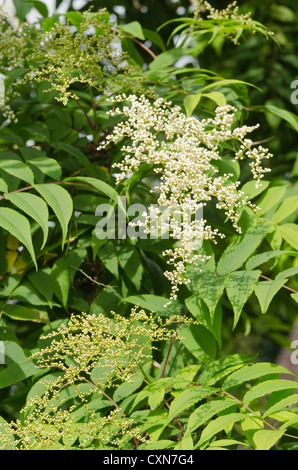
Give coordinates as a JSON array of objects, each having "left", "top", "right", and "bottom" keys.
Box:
[
  {"left": 6, "top": 192, "right": 49, "bottom": 249},
  {"left": 35, "top": 184, "right": 73, "bottom": 248},
  {"left": 0, "top": 207, "right": 37, "bottom": 268}
]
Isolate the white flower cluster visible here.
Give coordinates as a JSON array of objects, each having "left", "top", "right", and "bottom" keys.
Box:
[{"left": 98, "top": 94, "right": 272, "bottom": 302}]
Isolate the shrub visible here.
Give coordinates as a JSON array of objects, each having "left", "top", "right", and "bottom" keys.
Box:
[{"left": 0, "top": 2, "right": 297, "bottom": 451}]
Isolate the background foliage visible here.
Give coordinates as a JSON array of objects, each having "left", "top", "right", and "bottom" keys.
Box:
[{"left": 0, "top": 0, "right": 297, "bottom": 450}]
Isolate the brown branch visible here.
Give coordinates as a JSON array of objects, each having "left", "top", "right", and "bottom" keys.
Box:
[
  {"left": 111, "top": 27, "right": 157, "bottom": 59},
  {"left": 221, "top": 388, "right": 298, "bottom": 441},
  {"left": 260, "top": 274, "right": 298, "bottom": 295},
  {"left": 161, "top": 308, "right": 188, "bottom": 379},
  {"left": 74, "top": 99, "right": 95, "bottom": 130},
  {"left": 69, "top": 265, "right": 116, "bottom": 288}
]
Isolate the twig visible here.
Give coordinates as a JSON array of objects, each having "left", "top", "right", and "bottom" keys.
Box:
[
  {"left": 221, "top": 388, "right": 298, "bottom": 441},
  {"left": 69, "top": 265, "right": 116, "bottom": 288},
  {"left": 74, "top": 99, "right": 95, "bottom": 130},
  {"left": 161, "top": 308, "right": 188, "bottom": 378},
  {"left": 79, "top": 376, "right": 139, "bottom": 447},
  {"left": 112, "top": 27, "right": 157, "bottom": 59},
  {"left": 161, "top": 337, "right": 176, "bottom": 379},
  {"left": 260, "top": 274, "right": 298, "bottom": 295}
]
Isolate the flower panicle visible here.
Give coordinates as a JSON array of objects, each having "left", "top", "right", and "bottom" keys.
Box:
[{"left": 98, "top": 94, "right": 272, "bottom": 300}]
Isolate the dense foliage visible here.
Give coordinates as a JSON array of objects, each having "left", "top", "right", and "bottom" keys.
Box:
[{"left": 0, "top": 0, "right": 297, "bottom": 450}]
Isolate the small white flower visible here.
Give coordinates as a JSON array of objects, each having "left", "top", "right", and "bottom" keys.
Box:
[{"left": 99, "top": 94, "right": 272, "bottom": 300}]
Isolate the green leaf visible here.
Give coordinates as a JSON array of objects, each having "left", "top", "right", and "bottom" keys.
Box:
[
  {"left": 266, "top": 229, "right": 283, "bottom": 250},
  {"left": 225, "top": 270, "right": 261, "bottom": 329},
  {"left": 64, "top": 11, "right": 83, "bottom": 26},
  {"left": 197, "top": 271, "right": 228, "bottom": 321},
  {"left": 254, "top": 277, "right": 288, "bottom": 313},
  {"left": 215, "top": 156, "right": 240, "bottom": 181},
  {"left": 121, "top": 38, "right": 144, "bottom": 68},
  {"left": 217, "top": 219, "right": 273, "bottom": 275},
  {"left": 279, "top": 415, "right": 298, "bottom": 432},
  {"left": 183, "top": 93, "right": 201, "bottom": 118},
  {"left": 222, "top": 362, "right": 292, "bottom": 390},
  {"left": 196, "top": 413, "right": 247, "bottom": 448},
  {"left": 0, "top": 153, "right": 34, "bottom": 184},
  {"left": 256, "top": 186, "right": 287, "bottom": 215},
  {"left": 0, "top": 416, "right": 14, "bottom": 448},
  {"left": 207, "top": 438, "right": 245, "bottom": 449},
  {"left": 122, "top": 294, "right": 182, "bottom": 316},
  {"left": 113, "top": 373, "right": 144, "bottom": 403},
  {"left": 131, "top": 377, "right": 190, "bottom": 411},
  {"left": 185, "top": 399, "right": 236, "bottom": 437},
  {"left": 243, "top": 379, "right": 298, "bottom": 405},
  {"left": 271, "top": 5, "right": 296, "bottom": 22},
  {"left": 28, "top": 156, "right": 62, "bottom": 181},
  {"left": 179, "top": 323, "right": 217, "bottom": 364},
  {"left": 185, "top": 295, "right": 222, "bottom": 346},
  {"left": 265, "top": 105, "right": 298, "bottom": 133},
  {"left": 276, "top": 266, "right": 298, "bottom": 281},
  {"left": 246, "top": 250, "right": 298, "bottom": 270},
  {"left": 0, "top": 178, "right": 8, "bottom": 193},
  {"left": 118, "top": 21, "right": 146, "bottom": 40},
  {"left": 200, "top": 78, "right": 258, "bottom": 93},
  {"left": 138, "top": 440, "right": 175, "bottom": 450},
  {"left": 143, "top": 28, "right": 166, "bottom": 51},
  {"left": 176, "top": 364, "right": 202, "bottom": 381},
  {"left": 149, "top": 48, "right": 186, "bottom": 70},
  {"left": 41, "top": 16, "right": 56, "bottom": 32},
  {"left": 34, "top": 184, "right": 73, "bottom": 248},
  {"left": 253, "top": 429, "right": 285, "bottom": 450},
  {"left": 27, "top": 267, "right": 54, "bottom": 307},
  {"left": 51, "top": 142, "right": 89, "bottom": 166},
  {"left": 10, "top": 281, "right": 56, "bottom": 306},
  {"left": 263, "top": 395, "right": 298, "bottom": 418},
  {"left": 202, "top": 91, "right": 226, "bottom": 107},
  {"left": 0, "top": 208, "right": 37, "bottom": 268},
  {"left": 278, "top": 224, "right": 298, "bottom": 250},
  {"left": 98, "top": 241, "right": 118, "bottom": 278},
  {"left": 12, "top": 0, "right": 32, "bottom": 21},
  {"left": 0, "top": 130, "right": 25, "bottom": 146},
  {"left": 234, "top": 26, "right": 244, "bottom": 43},
  {"left": 3, "top": 340, "right": 28, "bottom": 365},
  {"left": 25, "top": 0, "right": 48, "bottom": 17},
  {"left": 148, "top": 388, "right": 166, "bottom": 409},
  {"left": 198, "top": 354, "right": 255, "bottom": 387},
  {"left": 0, "top": 359, "right": 38, "bottom": 389},
  {"left": 116, "top": 243, "right": 143, "bottom": 290},
  {"left": 51, "top": 257, "right": 70, "bottom": 310},
  {"left": 241, "top": 179, "right": 269, "bottom": 200},
  {"left": 64, "top": 176, "right": 125, "bottom": 215},
  {"left": 23, "top": 124, "right": 51, "bottom": 143},
  {"left": 174, "top": 435, "right": 194, "bottom": 450},
  {"left": 240, "top": 416, "right": 264, "bottom": 447},
  {"left": 271, "top": 196, "right": 298, "bottom": 224},
  {"left": 2, "top": 304, "right": 50, "bottom": 325},
  {"left": 6, "top": 192, "right": 49, "bottom": 249},
  {"left": 165, "top": 386, "right": 217, "bottom": 427}
]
